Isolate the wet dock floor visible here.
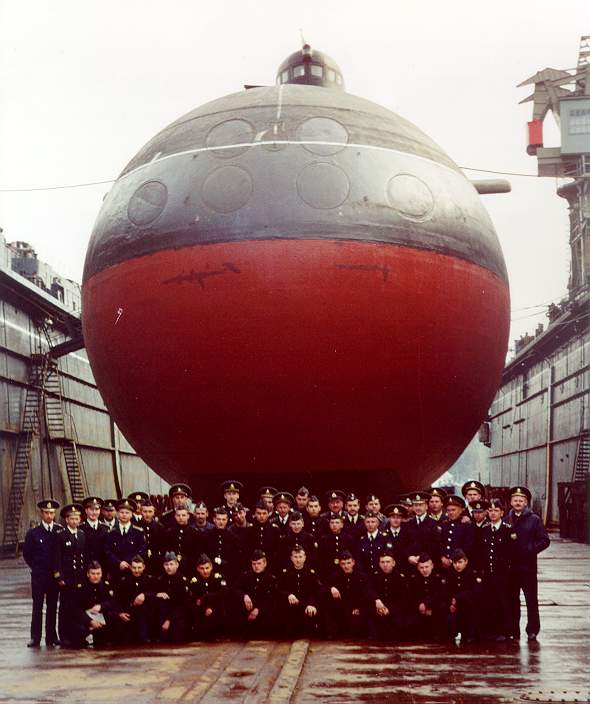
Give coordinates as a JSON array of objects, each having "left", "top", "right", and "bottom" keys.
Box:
[{"left": 0, "top": 536, "right": 588, "bottom": 703}]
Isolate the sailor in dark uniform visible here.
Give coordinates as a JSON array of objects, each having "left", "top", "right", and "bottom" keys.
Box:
[
  {"left": 193, "top": 500, "right": 214, "bottom": 535},
  {"left": 277, "top": 511, "right": 318, "bottom": 570},
  {"left": 357, "top": 512, "right": 389, "bottom": 577},
  {"left": 159, "top": 484, "right": 196, "bottom": 528},
  {"left": 23, "top": 499, "right": 63, "bottom": 647},
  {"left": 79, "top": 497, "right": 109, "bottom": 567},
  {"left": 100, "top": 499, "right": 119, "bottom": 531},
  {"left": 128, "top": 491, "right": 149, "bottom": 524},
  {"left": 303, "top": 495, "right": 324, "bottom": 540},
  {"left": 103, "top": 498, "right": 146, "bottom": 579},
  {"left": 476, "top": 498, "right": 513, "bottom": 640},
  {"left": 277, "top": 544, "right": 320, "bottom": 638},
  {"left": 318, "top": 513, "right": 356, "bottom": 581},
  {"left": 220, "top": 480, "right": 244, "bottom": 522},
  {"left": 506, "top": 486, "right": 550, "bottom": 641},
  {"left": 382, "top": 504, "right": 412, "bottom": 566},
  {"left": 246, "top": 501, "right": 281, "bottom": 568},
  {"left": 53, "top": 503, "right": 87, "bottom": 647},
  {"left": 369, "top": 549, "right": 409, "bottom": 640},
  {"left": 202, "top": 507, "right": 243, "bottom": 584},
  {"left": 235, "top": 549, "right": 278, "bottom": 639},
  {"left": 343, "top": 493, "right": 365, "bottom": 544},
  {"left": 270, "top": 492, "right": 295, "bottom": 538},
  {"left": 139, "top": 499, "right": 167, "bottom": 575},
  {"left": 440, "top": 495, "right": 475, "bottom": 570},
  {"left": 406, "top": 492, "right": 440, "bottom": 569},
  {"left": 189, "top": 554, "right": 229, "bottom": 640},
  {"left": 164, "top": 506, "right": 201, "bottom": 578}
]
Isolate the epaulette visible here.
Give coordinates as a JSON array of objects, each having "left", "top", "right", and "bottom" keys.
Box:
[
  {"left": 214, "top": 573, "right": 223, "bottom": 579},
  {"left": 132, "top": 525, "right": 144, "bottom": 532},
  {"left": 190, "top": 577, "right": 197, "bottom": 583},
  {"left": 380, "top": 531, "right": 388, "bottom": 536},
  {"left": 272, "top": 523, "right": 279, "bottom": 529}
]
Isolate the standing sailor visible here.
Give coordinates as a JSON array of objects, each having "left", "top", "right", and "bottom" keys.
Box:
[{"left": 23, "top": 499, "right": 63, "bottom": 647}]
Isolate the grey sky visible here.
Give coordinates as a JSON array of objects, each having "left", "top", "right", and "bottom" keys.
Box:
[{"left": 0, "top": 1, "right": 585, "bottom": 353}]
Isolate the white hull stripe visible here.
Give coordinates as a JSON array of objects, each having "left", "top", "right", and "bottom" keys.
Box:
[{"left": 121, "top": 140, "right": 461, "bottom": 183}]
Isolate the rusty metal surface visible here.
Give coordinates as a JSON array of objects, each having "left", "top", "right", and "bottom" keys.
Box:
[{"left": 0, "top": 537, "right": 588, "bottom": 703}]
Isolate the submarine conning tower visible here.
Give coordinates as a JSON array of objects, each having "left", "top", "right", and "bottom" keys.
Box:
[{"left": 276, "top": 44, "right": 345, "bottom": 90}]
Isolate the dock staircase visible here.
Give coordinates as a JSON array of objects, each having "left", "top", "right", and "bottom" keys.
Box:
[
  {"left": 2, "top": 325, "right": 89, "bottom": 553},
  {"left": 573, "top": 432, "right": 589, "bottom": 481}
]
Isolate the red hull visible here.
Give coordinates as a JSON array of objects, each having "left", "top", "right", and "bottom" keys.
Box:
[{"left": 82, "top": 239, "right": 509, "bottom": 494}]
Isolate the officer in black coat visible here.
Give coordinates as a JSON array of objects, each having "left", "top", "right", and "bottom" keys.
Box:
[
  {"left": 72, "top": 560, "right": 116, "bottom": 648},
  {"left": 276, "top": 511, "right": 318, "bottom": 571},
  {"left": 439, "top": 495, "right": 475, "bottom": 570},
  {"left": 53, "top": 503, "right": 87, "bottom": 647},
  {"left": 164, "top": 506, "right": 202, "bottom": 578},
  {"left": 136, "top": 499, "right": 166, "bottom": 575},
  {"left": 246, "top": 502, "right": 281, "bottom": 567},
  {"left": 357, "top": 512, "right": 390, "bottom": 577},
  {"left": 406, "top": 492, "right": 441, "bottom": 569},
  {"left": 103, "top": 498, "right": 146, "bottom": 579},
  {"left": 220, "top": 480, "right": 244, "bottom": 522},
  {"left": 277, "top": 544, "right": 320, "bottom": 638},
  {"left": 506, "top": 486, "right": 550, "bottom": 641},
  {"left": 369, "top": 549, "right": 410, "bottom": 640},
  {"left": 382, "top": 504, "right": 412, "bottom": 567},
  {"left": 202, "top": 507, "right": 243, "bottom": 584},
  {"left": 100, "top": 499, "right": 119, "bottom": 532},
  {"left": 23, "top": 499, "right": 63, "bottom": 647},
  {"left": 343, "top": 493, "right": 365, "bottom": 545},
  {"left": 427, "top": 488, "right": 449, "bottom": 523},
  {"left": 189, "top": 554, "right": 229, "bottom": 639},
  {"left": 323, "top": 550, "right": 370, "bottom": 639},
  {"left": 476, "top": 498, "right": 513, "bottom": 640},
  {"left": 79, "top": 497, "right": 109, "bottom": 567},
  {"left": 318, "top": 513, "right": 357, "bottom": 582}
]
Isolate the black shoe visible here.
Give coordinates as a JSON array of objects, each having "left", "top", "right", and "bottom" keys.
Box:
[
  {"left": 27, "top": 640, "right": 40, "bottom": 648},
  {"left": 527, "top": 633, "right": 537, "bottom": 641}
]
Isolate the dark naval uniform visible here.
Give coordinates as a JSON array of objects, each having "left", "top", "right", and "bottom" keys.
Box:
[
  {"left": 139, "top": 519, "right": 167, "bottom": 575},
  {"left": 163, "top": 524, "right": 200, "bottom": 576},
  {"left": 154, "top": 572, "right": 191, "bottom": 642},
  {"left": 79, "top": 519, "right": 109, "bottom": 567},
  {"left": 23, "top": 520, "right": 63, "bottom": 646},
  {"left": 189, "top": 572, "right": 228, "bottom": 639},
  {"left": 114, "top": 572, "right": 156, "bottom": 643},
  {"left": 246, "top": 521, "right": 281, "bottom": 565},
  {"left": 318, "top": 531, "right": 356, "bottom": 581},
  {"left": 323, "top": 567, "right": 370, "bottom": 639},
  {"left": 303, "top": 514, "right": 325, "bottom": 541},
  {"left": 409, "top": 570, "right": 446, "bottom": 639},
  {"left": 235, "top": 569, "right": 278, "bottom": 638},
  {"left": 439, "top": 519, "right": 475, "bottom": 565},
  {"left": 507, "top": 505, "right": 550, "bottom": 639},
  {"left": 382, "top": 525, "right": 412, "bottom": 567},
  {"left": 203, "top": 527, "right": 243, "bottom": 584},
  {"left": 369, "top": 568, "right": 409, "bottom": 640},
  {"left": 477, "top": 520, "right": 513, "bottom": 639},
  {"left": 444, "top": 565, "right": 482, "bottom": 641},
  {"left": 343, "top": 514, "right": 366, "bottom": 544},
  {"left": 277, "top": 565, "right": 320, "bottom": 638},
  {"left": 54, "top": 527, "right": 87, "bottom": 646},
  {"left": 406, "top": 515, "right": 441, "bottom": 564},
  {"left": 73, "top": 578, "right": 116, "bottom": 648},
  {"left": 357, "top": 531, "right": 390, "bottom": 577},
  {"left": 104, "top": 524, "right": 146, "bottom": 578},
  {"left": 277, "top": 530, "right": 318, "bottom": 570}
]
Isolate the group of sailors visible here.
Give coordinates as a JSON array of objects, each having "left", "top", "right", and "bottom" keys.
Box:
[{"left": 23, "top": 479, "right": 550, "bottom": 648}]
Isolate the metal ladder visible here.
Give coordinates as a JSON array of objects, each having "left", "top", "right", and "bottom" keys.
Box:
[
  {"left": 2, "top": 352, "right": 49, "bottom": 553},
  {"left": 573, "top": 432, "right": 589, "bottom": 481},
  {"left": 44, "top": 357, "right": 89, "bottom": 503}
]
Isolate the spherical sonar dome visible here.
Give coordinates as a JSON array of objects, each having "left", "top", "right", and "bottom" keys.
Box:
[{"left": 82, "top": 46, "right": 510, "bottom": 497}]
